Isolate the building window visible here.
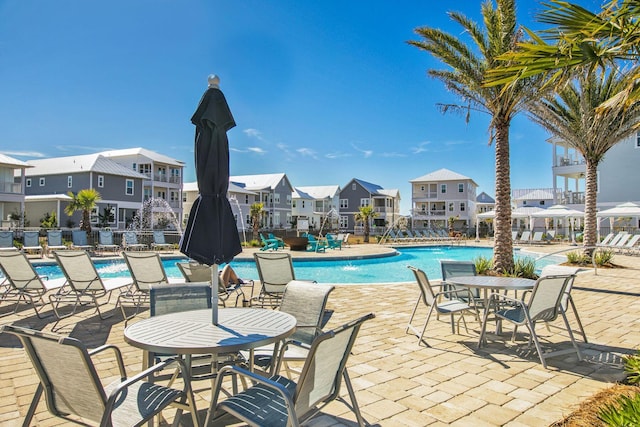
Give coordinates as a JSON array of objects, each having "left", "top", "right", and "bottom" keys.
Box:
[
  {"left": 170, "top": 191, "right": 179, "bottom": 202},
  {"left": 98, "top": 175, "right": 104, "bottom": 188},
  {"left": 26, "top": 178, "right": 31, "bottom": 187},
  {"left": 292, "top": 200, "right": 297, "bottom": 208},
  {"left": 245, "top": 195, "right": 249, "bottom": 204},
  {"left": 301, "top": 200, "right": 305, "bottom": 208},
  {"left": 67, "top": 176, "right": 73, "bottom": 188},
  {"left": 420, "top": 185, "right": 425, "bottom": 192},
  {"left": 274, "top": 193, "right": 280, "bottom": 204},
  {"left": 540, "top": 200, "right": 545, "bottom": 205},
  {"left": 286, "top": 194, "right": 291, "bottom": 205},
  {"left": 636, "top": 132, "right": 640, "bottom": 147},
  {"left": 460, "top": 202, "right": 465, "bottom": 212},
  {"left": 340, "top": 216, "right": 348, "bottom": 228},
  {"left": 39, "top": 177, "right": 45, "bottom": 187},
  {"left": 458, "top": 183, "right": 464, "bottom": 193},
  {"left": 90, "top": 207, "right": 99, "bottom": 224},
  {"left": 352, "top": 183, "right": 356, "bottom": 191},
  {"left": 449, "top": 203, "right": 454, "bottom": 212},
  {"left": 125, "top": 179, "right": 134, "bottom": 195},
  {"left": 340, "top": 199, "right": 348, "bottom": 209},
  {"left": 360, "top": 198, "right": 370, "bottom": 207},
  {"left": 441, "top": 184, "right": 447, "bottom": 194},
  {"left": 182, "top": 193, "right": 187, "bottom": 202},
  {"left": 144, "top": 188, "right": 152, "bottom": 201},
  {"left": 157, "top": 190, "right": 166, "bottom": 199},
  {"left": 132, "top": 163, "right": 137, "bottom": 171}
]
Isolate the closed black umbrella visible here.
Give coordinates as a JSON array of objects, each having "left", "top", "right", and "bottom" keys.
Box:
[{"left": 180, "top": 75, "right": 242, "bottom": 323}]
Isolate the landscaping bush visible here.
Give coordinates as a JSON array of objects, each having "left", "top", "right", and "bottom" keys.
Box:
[{"left": 598, "top": 349, "right": 640, "bottom": 426}]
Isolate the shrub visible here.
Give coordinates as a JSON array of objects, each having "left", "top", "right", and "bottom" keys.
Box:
[
  {"left": 594, "top": 249, "right": 614, "bottom": 266},
  {"left": 504, "top": 256, "right": 537, "bottom": 279},
  {"left": 623, "top": 350, "right": 640, "bottom": 386},
  {"left": 473, "top": 256, "right": 493, "bottom": 275},
  {"left": 598, "top": 349, "right": 640, "bottom": 425}
]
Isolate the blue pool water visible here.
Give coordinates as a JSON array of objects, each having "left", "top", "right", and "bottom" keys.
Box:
[{"left": 32, "top": 246, "right": 563, "bottom": 284}]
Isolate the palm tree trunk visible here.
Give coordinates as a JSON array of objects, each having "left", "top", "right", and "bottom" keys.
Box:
[
  {"left": 492, "top": 118, "right": 514, "bottom": 273},
  {"left": 582, "top": 159, "right": 598, "bottom": 254}
]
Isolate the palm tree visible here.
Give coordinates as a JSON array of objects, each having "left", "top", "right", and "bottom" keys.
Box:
[
  {"left": 408, "top": 0, "right": 540, "bottom": 273},
  {"left": 249, "top": 202, "right": 264, "bottom": 241},
  {"left": 64, "top": 188, "right": 101, "bottom": 232},
  {"left": 354, "top": 206, "right": 378, "bottom": 243},
  {"left": 528, "top": 67, "right": 640, "bottom": 252}
]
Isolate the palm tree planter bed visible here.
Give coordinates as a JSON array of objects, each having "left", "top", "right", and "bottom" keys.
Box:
[{"left": 284, "top": 237, "right": 308, "bottom": 251}]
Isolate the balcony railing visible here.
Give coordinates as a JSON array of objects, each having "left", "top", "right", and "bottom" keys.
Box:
[
  {"left": 0, "top": 182, "right": 22, "bottom": 194},
  {"left": 559, "top": 191, "right": 585, "bottom": 205}
]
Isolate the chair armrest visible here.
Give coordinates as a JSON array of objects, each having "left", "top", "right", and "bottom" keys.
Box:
[
  {"left": 435, "top": 288, "right": 477, "bottom": 302},
  {"left": 89, "top": 344, "right": 126, "bottom": 379},
  {"left": 489, "top": 293, "right": 524, "bottom": 307}
]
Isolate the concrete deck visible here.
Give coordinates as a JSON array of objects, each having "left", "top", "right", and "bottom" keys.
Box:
[{"left": 1, "top": 241, "right": 638, "bottom": 426}]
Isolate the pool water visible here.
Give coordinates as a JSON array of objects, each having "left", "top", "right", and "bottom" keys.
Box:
[{"left": 32, "top": 246, "right": 563, "bottom": 284}]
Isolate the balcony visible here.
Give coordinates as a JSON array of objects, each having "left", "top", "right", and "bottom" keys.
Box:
[
  {"left": 559, "top": 191, "right": 585, "bottom": 205},
  {"left": 0, "top": 182, "right": 22, "bottom": 194}
]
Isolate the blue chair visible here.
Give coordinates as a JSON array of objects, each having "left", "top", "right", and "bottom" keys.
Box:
[
  {"left": 325, "top": 233, "right": 343, "bottom": 250},
  {"left": 260, "top": 233, "right": 280, "bottom": 251},
  {"left": 305, "top": 234, "right": 327, "bottom": 253},
  {"left": 268, "top": 233, "right": 285, "bottom": 249}
]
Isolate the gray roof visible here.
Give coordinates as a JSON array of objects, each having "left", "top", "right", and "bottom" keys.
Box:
[
  {"left": 25, "top": 154, "right": 147, "bottom": 179},
  {"left": 231, "top": 173, "right": 288, "bottom": 191},
  {"left": 293, "top": 185, "right": 340, "bottom": 199},
  {"left": 477, "top": 191, "right": 495, "bottom": 203},
  {"left": 0, "top": 153, "right": 32, "bottom": 168},
  {"left": 514, "top": 189, "right": 555, "bottom": 200},
  {"left": 99, "top": 147, "right": 185, "bottom": 166},
  {"left": 184, "top": 181, "right": 256, "bottom": 195},
  {"left": 410, "top": 168, "right": 478, "bottom": 186}
]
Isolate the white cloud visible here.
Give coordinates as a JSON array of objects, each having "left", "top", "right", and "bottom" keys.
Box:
[
  {"left": 296, "top": 148, "right": 317, "bottom": 158},
  {"left": 243, "top": 128, "right": 264, "bottom": 140},
  {"left": 381, "top": 152, "right": 406, "bottom": 158},
  {"left": 325, "top": 152, "right": 351, "bottom": 159},
  {"left": 247, "top": 147, "right": 267, "bottom": 154},
  {"left": 351, "top": 143, "right": 373, "bottom": 158},
  {"left": 1, "top": 150, "right": 46, "bottom": 158},
  {"left": 412, "top": 141, "right": 431, "bottom": 154}
]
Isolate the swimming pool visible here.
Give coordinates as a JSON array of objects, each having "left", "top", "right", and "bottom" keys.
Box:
[{"left": 31, "top": 246, "right": 563, "bottom": 284}]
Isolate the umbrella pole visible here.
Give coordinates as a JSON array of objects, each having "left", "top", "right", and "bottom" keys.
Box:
[{"left": 211, "top": 264, "right": 219, "bottom": 325}]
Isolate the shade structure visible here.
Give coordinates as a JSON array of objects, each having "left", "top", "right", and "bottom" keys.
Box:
[
  {"left": 476, "top": 207, "right": 544, "bottom": 239},
  {"left": 596, "top": 202, "right": 640, "bottom": 218},
  {"left": 531, "top": 205, "right": 584, "bottom": 218},
  {"left": 180, "top": 76, "right": 242, "bottom": 323}
]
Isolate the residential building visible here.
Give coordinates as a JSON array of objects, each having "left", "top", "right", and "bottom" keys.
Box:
[
  {"left": 409, "top": 168, "right": 477, "bottom": 231},
  {"left": 339, "top": 179, "right": 400, "bottom": 233},
  {"left": 292, "top": 185, "right": 341, "bottom": 233},
  {"left": 0, "top": 154, "right": 31, "bottom": 228},
  {"left": 100, "top": 147, "right": 185, "bottom": 227},
  {"left": 231, "top": 173, "right": 294, "bottom": 229},
  {"left": 476, "top": 191, "right": 495, "bottom": 214},
  {"left": 182, "top": 181, "right": 256, "bottom": 238},
  {"left": 22, "top": 154, "right": 146, "bottom": 229},
  {"left": 512, "top": 188, "right": 556, "bottom": 209}
]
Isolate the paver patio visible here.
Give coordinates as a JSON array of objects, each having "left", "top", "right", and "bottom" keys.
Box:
[{"left": 0, "top": 242, "right": 637, "bottom": 426}]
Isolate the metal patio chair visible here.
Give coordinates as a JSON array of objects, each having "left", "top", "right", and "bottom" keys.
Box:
[{"left": 22, "top": 230, "right": 43, "bottom": 258}]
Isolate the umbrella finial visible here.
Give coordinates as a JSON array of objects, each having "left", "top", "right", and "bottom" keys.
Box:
[{"left": 208, "top": 74, "right": 220, "bottom": 88}]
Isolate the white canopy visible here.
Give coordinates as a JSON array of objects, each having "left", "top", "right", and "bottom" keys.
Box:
[
  {"left": 477, "top": 206, "right": 544, "bottom": 219},
  {"left": 596, "top": 202, "right": 640, "bottom": 218},
  {"left": 531, "top": 205, "right": 584, "bottom": 218}
]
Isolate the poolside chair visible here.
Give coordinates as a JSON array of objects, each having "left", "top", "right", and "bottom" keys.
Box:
[
  {"left": 530, "top": 231, "right": 544, "bottom": 244},
  {"left": 610, "top": 233, "right": 632, "bottom": 252},
  {"left": 512, "top": 231, "right": 519, "bottom": 241},
  {"left": 45, "top": 230, "right": 67, "bottom": 256},
  {"left": 120, "top": 251, "right": 182, "bottom": 323},
  {"left": 151, "top": 230, "right": 174, "bottom": 252},
  {"left": 603, "top": 232, "right": 628, "bottom": 248},
  {"left": 22, "top": 231, "right": 43, "bottom": 258},
  {"left": 253, "top": 252, "right": 315, "bottom": 308},
  {"left": 259, "top": 233, "right": 280, "bottom": 251},
  {"left": 96, "top": 229, "right": 120, "bottom": 255},
  {"left": 515, "top": 230, "right": 531, "bottom": 244},
  {"left": 597, "top": 232, "right": 615, "bottom": 246},
  {"left": 623, "top": 234, "right": 640, "bottom": 254},
  {"left": 176, "top": 261, "right": 252, "bottom": 307},
  {"left": 268, "top": 233, "right": 286, "bottom": 249},
  {"left": 0, "top": 230, "right": 15, "bottom": 251},
  {"left": 306, "top": 234, "right": 327, "bottom": 252},
  {"left": 122, "top": 230, "right": 148, "bottom": 251},
  {"left": 325, "top": 233, "right": 343, "bottom": 250},
  {"left": 540, "top": 266, "right": 587, "bottom": 343},
  {"left": 0, "top": 250, "right": 66, "bottom": 318},
  {"left": 440, "top": 260, "right": 482, "bottom": 306},
  {"left": 478, "top": 274, "right": 583, "bottom": 369},
  {"left": 545, "top": 230, "right": 556, "bottom": 242},
  {"left": 1, "top": 324, "right": 199, "bottom": 427},
  {"left": 207, "top": 313, "right": 375, "bottom": 427},
  {"left": 71, "top": 229, "right": 93, "bottom": 251},
  {"left": 406, "top": 266, "right": 479, "bottom": 345},
  {"left": 51, "top": 250, "right": 132, "bottom": 329},
  {"left": 250, "top": 280, "right": 335, "bottom": 376}
]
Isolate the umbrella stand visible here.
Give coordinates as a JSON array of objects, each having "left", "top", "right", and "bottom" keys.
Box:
[{"left": 211, "top": 264, "right": 219, "bottom": 324}]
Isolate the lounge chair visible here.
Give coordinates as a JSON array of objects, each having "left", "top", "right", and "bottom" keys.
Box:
[
  {"left": 545, "top": 230, "right": 556, "bottom": 242},
  {"left": 176, "top": 261, "right": 251, "bottom": 307},
  {"left": 151, "top": 230, "right": 174, "bottom": 252},
  {"left": 51, "top": 250, "right": 132, "bottom": 329},
  {"left": 306, "top": 234, "right": 327, "bottom": 252},
  {"left": 260, "top": 233, "right": 280, "bottom": 251},
  {"left": 70, "top": 230, "right": 93, "bottom": 251},
  {"left": 207, "top": 313, "right": 375, "bottom": 427},
  {"left": 597, "top": 232, "right": 615, "bottom": 246},
  {"left": 478, "top": 274, "right": 583, "bottom": 368},
  {"left": 45, "top": 230, "right": 67, "bottom": 256},
  {"left": 623, "top": 234, "right": 640, "bottom": 254},
  {"left": 119, "top": 251, "right": 182, "bottom": 323},
  {"left": 516, "top": 230, "right": 531, "bottom": 244},
  {"left": 1, "top": 324, "right": 198, "bottom": 427},
  {"left": 407, "top": 266, "right": 479, "bottom": 345},
  {"left": 530, "top": 231, "right": 544, "bottom": 244},
  {"left": 96, "top": 229, "right": 120, "bottom": 255},
  {"left": 21, "top": 231, "right": 43, "bottom": 258},
  {"left": 603, "top": 232, "right": 628, "bottom": 248},
  {"left": 325, "top": 233, "right": 343, "bottom": 250},
  {"left": 268, "top": 233, "right": 286, "bottom": 249},
  {"left": 512, "top": 231, "right": 519, "bottom": 241},
  {"left": 253, "top": 252, "right": 315, "bottom": 308},
  {"left": 0, "top": 250, "right": 66, "bottom": 318},
  {"left": 122, "top": 231, "right": 148, "bottom": 251},
  {"left": 610, "top": 233, "right": 632, "bottom": 252},
  {"left": 249, "top": 280, "right": 335, "bottom": 376},
  {"left": 0, "top": 230, "right": 15, "bottom": 251}
]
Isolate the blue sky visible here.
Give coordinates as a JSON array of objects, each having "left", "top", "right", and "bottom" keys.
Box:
[{"left": 0, "top": 0, "right": 601, "bottom": 214}]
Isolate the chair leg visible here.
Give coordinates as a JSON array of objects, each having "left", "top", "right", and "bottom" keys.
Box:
[
  {"left": 22, "top": 383, "right": 43, "bottom": 427},
  {"left": 526, "top": 321, "right": 548, "bottom": 369},
  {"left": 569, "top": 297, "right": 588, "bottom": 343},
  {"left": 342, "top": 370, "right": 366, "bottom": 427},
  {"left": 405, "top": 296, "right": 421, "bottom": 334},
  {"left": 561, "top": 311, "right": 583, "bottom": 362}
]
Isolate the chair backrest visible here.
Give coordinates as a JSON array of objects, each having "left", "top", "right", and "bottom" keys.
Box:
[
  {"left": 599, "top": 233, "right": 614, "bottom": 245},
  {"left": 123, "top": 251, "right": 169, "bottom": 291},
  {"left": 625, "top": 234, "right": 640, "bottom": 248},
  {"left": 293, "top": 313, "right": 374, "bottom": 419},
  {"left": 527, "top": 275, "right": 572, "bottom": 322},
  {"left": 47, "top": 230, "right": 64, "bottom": 246},
  {"left": 123, "top": 231, "right": 139, "bottom": 245},
  {"left": 440, "top": 261, "right": 477, "bottom": 281},
  {"left": 408, "top": 266, "right": 436, "bottom": 307},
  {"left": 1, "top": 325, "right": 107, "bottom": 422},
  {"left": 177, "top": 261, "right": 213, "bottom": 282},
  {"left": 23, "top": 231, "right": 40, "bottom": 248},
  {"left": 519, "top": 231, "right": 531, "bottom": 241},
  {"left": 153, "top": 230, "right": 167, "bottom": 244},
  {"left": 279, "top": 280, "right": 334, "bottom": 345},
  {"left": 253, "top": 252, "right": 296, "bottom": 293},
  {"left": 150, "top": 283, "right": 212, "bottom": 316},
  {"left": 532, "top": 232, "right": 543, "bottom": 241},
  {"left": 54, "top": 250, "right": 106, "bottom": 292},
  {"left": 0, "top": 250, "right": 45, "bottom": 290},
  {"left": 99, "top": 230, "right": 114, "bottom": 245},
  {"left": 72, "top": 230, "right": 89, "bottom": 246},
  {"left": 0, "top": 230, "right": 14, "bottom": 248}
]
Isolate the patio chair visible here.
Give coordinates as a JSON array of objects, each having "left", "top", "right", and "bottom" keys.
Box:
[
  {"left": 325, "top": 233, "right": 343, "bottom": 250},
  {"left": 478, "top": 274, "right": 583, "bottom": 368},
  {"left": 207, "top": 313, "right": 375, "bottom": 427},
  {"left": 259, "top": 233, "right": 280, "bottom": 251},
  {"left": 122, "top": 231, "right": 148, "bottom": 251},
  {"left": 51, "top": 250, "right": 132, "bottom": 330},
  {"left": 1, "top": 324, "right": 199, "bottom": 427},
  {"left": 71, "top": 230, "right": 93, "bottom": 251},
  {"left": 22, "top": 231, "right": 43, "bottom": 258},
  {"left": 268, "top": 233, "right": 286, "bottom": 249},
  {"left": 596, "top": 232, "right": 615, "bottom": 246},
  {"left": 119, "top": 251, "right": 182, "bottom": 324},
  {"left": 250, "top": 280, "right": 335, "bottom": 376},
  {"left": 0, "top": 250, "right": 66, "bottom": 318},
  {"left": 406, "top": 266, "right": 479, "bottom": 345},
  {"left": 176, "top": 261, "right": 253, "bottom": 307},
  {"left": 96, "top": 229, "right": 120, "bottom": 255},
  {"left": 515, "top": 230, "right": 531, "bottom": 244},
  {"left": 306, "top": 234, "right": 327, "bottom": 252},
  {"left": 151, "top": 230, "right": 174, "bottom": 252},
  {"left": 530, "top": 231, "right": 544, "bottom": 244},
  {"left": 540, "top": 267, "right": 588, "bottom": 343},
  {"left": 0, "top": 230, "right": 15, "bottom": 251},
  {"left": 45, "top": 230, "right": 67, "bottom": 256},
  {"left": 440, "top": 260, "right": 482, "bottom": 306},
  {"left": 623, "top": 234, "right": 640, "bottom": 254},
  {"left": 253, "top": 252, "right": 315, "bottom": 308}
]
